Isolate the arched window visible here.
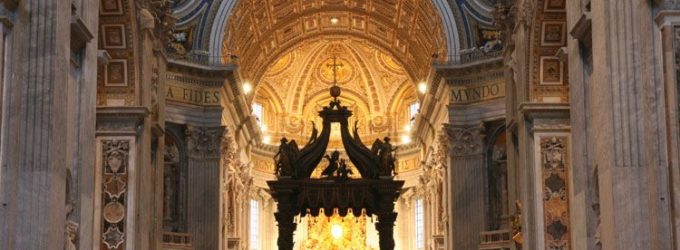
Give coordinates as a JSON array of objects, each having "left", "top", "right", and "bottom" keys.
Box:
[
  {"left": 249, "top": 199, "right": 260, "bottom": 250},
  {"left": 408, "top": 102, "right": 420, "bottom": 127},
  {"left": 415, "top": 198, "right": 425, "bottom": 249},
  {"left": 252, "top": 103, "right": 264, "bottom": 127}
]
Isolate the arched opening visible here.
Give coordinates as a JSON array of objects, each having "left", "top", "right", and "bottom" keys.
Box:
[{"left": 219, "top": 1, "right": 451, "bottom": 250}]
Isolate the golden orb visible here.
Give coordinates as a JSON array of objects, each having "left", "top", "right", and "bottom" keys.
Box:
[{"left": 330, "top": 85, "right": 341, "bottom": 98}]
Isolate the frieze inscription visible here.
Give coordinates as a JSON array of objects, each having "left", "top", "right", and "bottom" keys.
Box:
[
  {"left": 451, "top": 82, "right": 505, "bottom": 104},
  {"left": 166, "top": 83, "right": 220, "bottom": 106}
]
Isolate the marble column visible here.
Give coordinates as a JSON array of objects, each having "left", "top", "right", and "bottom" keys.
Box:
[
  {"left": 375, "top": 183, "right": 402, "bottom": 250},
  {"left": 0, "top": 0, "right": 96, "bottom": 249},
  {"left": 376, "top": 211, "right": 398, "bottom": 250},
  {"left": 185, "top": 125, "right": 224, "bottom": 250},
  {"left": 586, "top": 0, "right": 673, "bottom": 248},
  {"left": 272, "top": 189, "right": 297, "bottom": 250},
  {"left": 445, "top": 124, "right": 487, "bottom": 250},
  {"left": 565, "top": 1, "right": 600, "bottom": 249},
  {"left": 656, "top": 8, "right": 680, "bottom": 247}
]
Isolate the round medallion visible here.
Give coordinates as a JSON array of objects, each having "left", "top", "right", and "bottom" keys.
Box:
[
  {"left": 103, "top": 201, "right": 126, "bottom": 223},
  {"left": 378, "top": 53, "right": 405, "bottom": 74},
  {"left": 266, "top": 53, "right": 294, "bottom": 76},
  {"left": 318, "top": 58, "right": 353, "bottom": 84}
]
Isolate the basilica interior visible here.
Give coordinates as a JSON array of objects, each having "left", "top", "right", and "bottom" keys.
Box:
[{"left": 2, "top": 0, "right": 680, "bottom": 249}]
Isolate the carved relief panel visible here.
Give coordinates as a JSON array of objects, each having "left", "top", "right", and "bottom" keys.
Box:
[
  {"left": 535, "top": 134, "right": 571, "bottom": 249},
  {"left": 97, "top": 139, "right": 133, "bottom": 250}
]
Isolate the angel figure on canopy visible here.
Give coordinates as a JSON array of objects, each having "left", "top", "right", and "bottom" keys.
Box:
[
  {"left": 275, "top": 137, "right": 300, "bottom": 178},
  {"left": 321, "top": 150, "right": 341, "bottom": 178},
  {"left": 372, "top": 137, "right": 398, "bottom": 176}
]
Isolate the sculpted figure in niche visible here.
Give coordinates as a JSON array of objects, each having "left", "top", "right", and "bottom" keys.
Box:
[
  {"left": 371, "top": 137, "right": 398, "bottom": 176},
  {"left": 164, "top": 142, "right": 179, "bottom": 164}
]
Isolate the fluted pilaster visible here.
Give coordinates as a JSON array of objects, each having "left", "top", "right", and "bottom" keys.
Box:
[
  {"left": 0, "top": 1, "right": 76, "bottom": 249},
  {"left": 185, "top": 125, "right": 224, "bottom": 250},
  {"left": 444, "top": 123, "right": 487, "bottom": 250}
]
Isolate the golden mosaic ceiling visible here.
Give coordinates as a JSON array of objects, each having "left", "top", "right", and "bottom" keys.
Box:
[
  {"left": 259, "top": 38, "right": 413, "bottom": 114},
  {"left": 224, "top": 0, "right": 447, "bottom": 83},
  {"left": 255, "top": 38, "right": 418, "bottom": 145}
]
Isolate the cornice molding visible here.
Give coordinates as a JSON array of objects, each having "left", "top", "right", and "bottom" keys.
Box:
[{"left": 96, "top": 106, "right": 149, "bottom": 136}]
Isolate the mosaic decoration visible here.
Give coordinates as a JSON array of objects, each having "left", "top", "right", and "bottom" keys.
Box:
[
  {"left": 101, "top": 140, "right": 130, "bottom": 250},
  {"left": 540, "top": 136, "right": 570, "bottom": 250},
  {"left": 318, "top": 57, "right": 354, "bottom": 85}
]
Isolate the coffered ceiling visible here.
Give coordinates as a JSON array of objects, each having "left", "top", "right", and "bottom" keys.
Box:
[
  {"left": 170, "top": 0, "right": 497, "bottom": 70},
  {"left": 223, "top": 0, "right": 448, "bottom": 84}
]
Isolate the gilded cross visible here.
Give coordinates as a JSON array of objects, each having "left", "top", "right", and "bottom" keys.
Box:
[{"left": 326, "top": 56, "right": 343, "bottom": 85}]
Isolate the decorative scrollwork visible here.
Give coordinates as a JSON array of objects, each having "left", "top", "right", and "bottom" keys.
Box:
[
  {"left": 185, "top": 126, "right": 224, "bottom": 158},
  {"left": 447, "top": 125, "right": 485, "bottom": 157}
]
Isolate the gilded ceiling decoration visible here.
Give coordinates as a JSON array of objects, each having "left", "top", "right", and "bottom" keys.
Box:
[
  {"left": 223, "top": 0, "right": 448, "bottom": 83},
  {"left": 255, "top": 38, "right": 417, "bottom": 145},
  {"left": 169, "top": 0, "right": 497, "bottom": 65}
]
